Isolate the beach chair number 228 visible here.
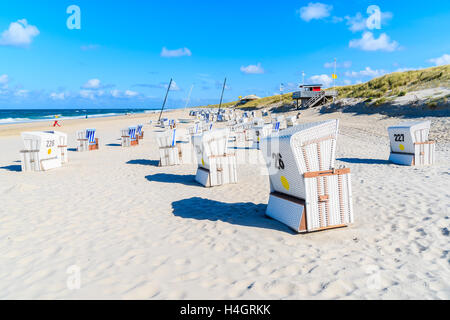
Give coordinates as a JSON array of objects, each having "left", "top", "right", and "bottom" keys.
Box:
[
  {"left": 272, "top": 153, "right": 285, "bottom": 170},
  {"left": 394, "top": 134, "right": 405, "bottom": 142}
]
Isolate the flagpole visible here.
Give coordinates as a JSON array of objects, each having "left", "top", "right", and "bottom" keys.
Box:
[
  {"left": 217, "top": 77, "right": 226, "bottom": 115},
  {"left": 158, "top": 78, "right": 172, "bottom": 122},
  {"left": 333, "top": 58, "right": 337, "bottom": 103}
]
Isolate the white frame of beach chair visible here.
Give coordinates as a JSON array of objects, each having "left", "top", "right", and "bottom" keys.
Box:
[
  {"left": 157, "top": 129, "right": 180, "bottom": 166},
  {"left": 20, "top": 132, "right": 62, "bottom": 172},
  {"left": 388, "top": 121, "right": 435, "bottom": 166},
  {"left": 260, "top": 120, "right": 353, "bottom": 233},
  {"left": 192, "top": 129, "right": 237, "bottom": 187},
  {"left": 45, "top": 131, "right": 68, "bottom": 164}
]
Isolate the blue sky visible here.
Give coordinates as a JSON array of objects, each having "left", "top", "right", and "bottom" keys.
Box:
[{"left": 0, "top": 0, "right": 449, "bottom": 109}]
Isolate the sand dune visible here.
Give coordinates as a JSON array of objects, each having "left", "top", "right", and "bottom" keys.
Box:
[{"left": 0, "top": 109, "right": 448, "bottom": 299}]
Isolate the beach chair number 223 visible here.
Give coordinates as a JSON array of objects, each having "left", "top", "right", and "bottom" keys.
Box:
[
  {"left": 272, "top": 153, "right": 285, "bottom": 170},
  {"left": 394, "top": 134, "right": 405, "bottom": 142}
]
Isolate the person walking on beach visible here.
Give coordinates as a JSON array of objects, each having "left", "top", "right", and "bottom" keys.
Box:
[{"left": 53, "top": 115, "right": 61, "bottom": 127}]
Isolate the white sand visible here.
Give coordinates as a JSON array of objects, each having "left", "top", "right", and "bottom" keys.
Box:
[{"left": 0, "top": 109, "right": 449, "bottom": 299}]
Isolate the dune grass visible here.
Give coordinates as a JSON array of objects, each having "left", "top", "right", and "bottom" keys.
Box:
[
  {"left": 332, "top": 65, "right": 450, "bottom": 99},
  {"left": 195, "top": 65, "right": 449, "bottom": 109}
]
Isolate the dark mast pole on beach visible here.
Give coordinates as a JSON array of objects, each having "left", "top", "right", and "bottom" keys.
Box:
[
  {"left": 217, "top": 77, "right": 227, "bottom": 115},
  {"left": 158, "top": 78, "right": 173, "bottom": 122}
]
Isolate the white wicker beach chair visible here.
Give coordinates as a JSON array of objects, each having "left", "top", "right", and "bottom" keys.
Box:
[
  {"left": 252, "top": 124, "right": 273, "bottom": 150},
  {"left": 20, "top": 132, "right": 63, "bottom": 172},
  {"left": 121, "top": 126, "right": 139, "bottom": 147},
  {"left": 192, "top": 129, "right": 237, "bottom": 187},
  {"left": 286, "top": 116, "right": 297, "bottom": 127},
  {"left": 136, "top": 124, "right": 144, "bottom": 139},
  {"left": 157, "top": 129, "right": 180, "bottom": 166},
  {"left": 77, "top": 129, "right": 98, "bottom": 152},
  {"left": 260, "top": 120, "right": 354, "bottom": 233},
  {"left": 45, "top": 131, "right": 68, "bottom": 164},
  {"left": 388, "top": 121, "right": 435, "bottom": 166}
]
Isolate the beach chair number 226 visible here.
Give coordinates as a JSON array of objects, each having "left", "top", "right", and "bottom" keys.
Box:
[
  {"left": 46, "top": 140, "right": 55, "bottom": 148},
  {"left": 394, "top": 134, "right": 405, "bottom": 142},
  {"left": 272, "top": 153, "right": 285, "bottom": 170}
]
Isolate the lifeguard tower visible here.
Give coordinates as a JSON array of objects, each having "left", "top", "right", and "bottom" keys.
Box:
[{"left": 292, "top": 84, "right": 337, "bottom": 109}]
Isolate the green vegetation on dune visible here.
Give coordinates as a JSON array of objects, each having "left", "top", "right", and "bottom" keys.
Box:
[
  {"left": 195, "top": 65, "right": 449, "bottom": 109},
  {"left": 331, "top": 65, "right": 449, "bottom": 99}
]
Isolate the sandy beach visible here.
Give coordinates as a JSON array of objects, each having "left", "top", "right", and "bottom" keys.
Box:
[{"left": 0, "top": 108, "right": 449, "bottom": 299}]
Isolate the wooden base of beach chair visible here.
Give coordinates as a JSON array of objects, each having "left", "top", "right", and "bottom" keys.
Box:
[
  {"left": 130, "top": 139, "right": 139, "bottom": 146},
  {"left": 89, "top": 139, "right": 99, "bottom": 151},
  {"left": 389, "top": 141, "right": 435, "bottom": 166},
  {"left": 138, "top": 133, "right": 144, "bottom": 140},
  {"left": 266, "top": 168, "right": 353, "bottom": 233},
  {"left": 195, "top": 154, "right": 238, "bottom": 187},
  {"left": 20, "top": 150, "right": 62, "bottom": 172},
  {"left": 266, "top": 192, "right": 348, "bottom": 233}
]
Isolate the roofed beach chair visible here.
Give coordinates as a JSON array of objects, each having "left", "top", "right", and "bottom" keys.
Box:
[
  {"left": 260, "top": 120, "right": 354, "bottom": 233},
  {"left": 273, "top": 121, "right": 281, "bottom": 133},
  {"left": 388, "top": 121, "right": 435, "bottom": 166},
  {"left": 20, "top": 132, "right": 63, "bottom": 172},
  {"left": 45, "top": 131, "right": 68, "bottom": 164},
  {"left": 121, "top": 126, "right": 139, "bottom": 147},
  {"left": 157, "top": 129, "right": 180, "bottom": 166},
  {"left": 136, "top": 124, "right": 144, "bottom": 140},
  {"left": 192, "top": 128, "right": 237, "bottom": 187},
  {"left": 77, "top": 129, "right": 99, "bottom": 152},
  {"left": 286, "top": 116, "right": 297, "bottom": 127},
  {"left": 252, "top": 124, "right": 273, "bottom": 150}
]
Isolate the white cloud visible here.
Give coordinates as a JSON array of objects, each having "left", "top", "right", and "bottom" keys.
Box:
[
  {"left": 298, "top": 3, "right": 333, "bottom": 22},
  {"left": 50, "top": 92, "right": 65, "bottom": 100},
  {"left": 345, "top": 11, "right": 393, "bottom": 32},
  {"left": 324, "top": 61, "right": 352, "bottom": 68},
  {"left": 125, "top": 90, "right": 138, "bottom": 97},
  {"left": 0, "top": 74, "right": 9, "bottom": 84},
  {"left": 170, "top": 81, "right": 181, "bottom": 91},
  {"left": 0, "top": 74, "right": 9, "bottom": 89},
  {"left": 240, "top": 63, "right": 265, "bottom": 74},
  {"left": 160, "top": 47, "right": 192, "bottom": 58},
  {"left": 0, "top": 19, "right": 39, "bottom": 47},
  {"left": 82, "top": 79, "right": 101, "bottom": 89},
  {"left": 80, "top": 90, "right": 95, "bottom": 99},
  {"left": 309, "top": 74, "right": 333, "bottom": 87},
  {"left": 345, "top": 13, "right": 367, "bottom": 32},
  {"left": 428, "top": 54, "right": 450, "bottom": 66},
  {"left": 14, "top": 89, "right": 29, "bottom": 97},
  {"left": 110, "top": 89, "right": 121, "bottom": 98},
  {"left": 349, "top": 32, "right": 399, "bottom": 52},
  {"left": 345, "top": 67, "right": 387, "bottom": 78}
]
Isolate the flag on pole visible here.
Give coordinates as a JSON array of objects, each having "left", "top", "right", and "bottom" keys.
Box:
[{"left": 332, "top": 74, "right": 338, "bottom": 79}]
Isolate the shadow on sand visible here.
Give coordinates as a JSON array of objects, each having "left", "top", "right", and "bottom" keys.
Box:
[
  {"left": 171, "top": 197, "right": 293, "bottom": 234},
  {"left": 105, "top": 143, "right": 121, "bottom": 147},
  {"left": 127, "top": 159, "right": 160, "bottom": 167},
  {"left": 337, "top": 157, "right": 390, "bottom": 165},
  {"left": 145, "top": 173, "right": 200, "bottom": 187},
  {"left": 0, "top": 165, "right": 22, "bottom": 172}
]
